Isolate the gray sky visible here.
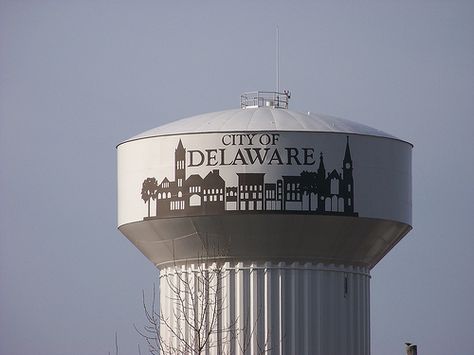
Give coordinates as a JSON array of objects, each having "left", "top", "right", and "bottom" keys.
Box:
[{"left": 1, "top": 1, "right": 473, "bottom": 354}]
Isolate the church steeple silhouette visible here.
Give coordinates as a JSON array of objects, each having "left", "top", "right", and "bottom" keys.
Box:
[
  {"left": 317, "top": 152, "right": 326, "bottom": 179},
  {"left": 175, "top": 139, "right": 186, "bottom": 187},
  {"left": 341, "top": 136, "right": 354, "bottom": 213},
  {"left": 343, "top": 135, "right": 352, "bottom": 166},
  {"left": 315, "top": 152, "right": 327, "bottom": 212}
]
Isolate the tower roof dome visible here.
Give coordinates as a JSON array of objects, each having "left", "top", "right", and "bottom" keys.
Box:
[{"left": 122, "top": 107, "right": 404, "bottom": 145}]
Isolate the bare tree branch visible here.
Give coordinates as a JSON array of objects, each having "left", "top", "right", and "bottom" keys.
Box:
[{"left": 136, "top": 249, "right": 275, "bottom": 355}]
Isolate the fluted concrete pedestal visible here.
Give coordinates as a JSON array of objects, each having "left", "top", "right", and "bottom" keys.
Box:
[{"left": 159, "top": 261, "right": 370, "bottom": 355}]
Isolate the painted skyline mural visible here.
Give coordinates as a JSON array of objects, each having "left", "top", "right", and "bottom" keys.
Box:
[{"left": 141, "top": 137, "right": 358, "bottom": 219}]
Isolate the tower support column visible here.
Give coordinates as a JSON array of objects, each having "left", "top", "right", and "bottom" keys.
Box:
[{"left": 159, "top": 261, "right": 371, "bottom": 355}]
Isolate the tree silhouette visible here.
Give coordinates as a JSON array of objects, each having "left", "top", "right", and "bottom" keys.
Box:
[
  {"left": 141, "top": 177, "right": 158, "bottom": 218},
  {"left": 136, "top": 250, "right": 273, "bottom": 355},
  {"left": 299, "top": 171, "right": 318, "bottom": 211}
]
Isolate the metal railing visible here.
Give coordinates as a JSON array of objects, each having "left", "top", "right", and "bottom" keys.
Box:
[{"left": 240, "top": 91, "right": 290, "bottom": 109}]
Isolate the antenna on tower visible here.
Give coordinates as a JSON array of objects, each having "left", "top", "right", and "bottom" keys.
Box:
[{"left": 276, "top": 25, "right": 280, "bottom": 94}]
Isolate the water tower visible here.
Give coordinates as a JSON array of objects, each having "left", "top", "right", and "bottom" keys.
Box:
[{"left": 117, "top": 91, "right": 412, "bottom": 354}]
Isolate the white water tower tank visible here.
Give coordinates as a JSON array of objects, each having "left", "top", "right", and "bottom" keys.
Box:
[{"left": 117, "top": 91, "right": 412, "bottom": 355}]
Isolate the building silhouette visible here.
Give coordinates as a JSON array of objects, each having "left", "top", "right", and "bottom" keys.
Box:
[{"left": 237, "top": 173, "right": 264, "bottom": 211}]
